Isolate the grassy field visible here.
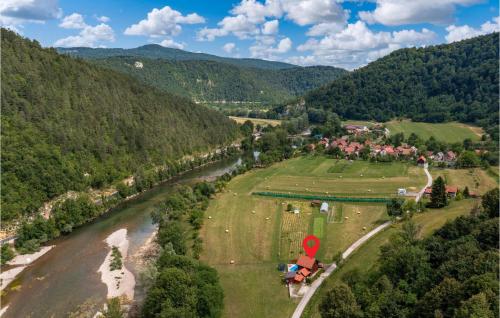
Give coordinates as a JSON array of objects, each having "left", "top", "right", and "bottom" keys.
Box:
[
  {"left": 301, "top": 199, "right": 479, "bottom": 318},
  {"left": 431, "top": 167, "right": 498, "bottom": 195},
  {"left": 385, "top": 120, "right": 482, "bottom": 142},
  {"left": 254, "top": 157, "right": 426, "bottom": 198},
  {"left": 200, "top": 156, "right": 426, "bottom": 318},
  {"left": 229, "top": 116, "right": 281, "bottom": 126},
  {"left": 343, "top": 119, "right": 482, "bottom": 143}
]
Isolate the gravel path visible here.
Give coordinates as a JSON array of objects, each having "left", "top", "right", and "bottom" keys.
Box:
[{"left": 291, "top": 164, "right": 432, "bottom": 318}]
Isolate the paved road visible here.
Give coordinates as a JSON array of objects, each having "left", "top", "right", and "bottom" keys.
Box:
[{"left": 291, "top": 164, "right": 433, "bottom": 318}]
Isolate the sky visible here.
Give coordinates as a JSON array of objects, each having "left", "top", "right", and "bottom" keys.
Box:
[{"left": 1, "top": 0, "right": 498, "bottom": 69}]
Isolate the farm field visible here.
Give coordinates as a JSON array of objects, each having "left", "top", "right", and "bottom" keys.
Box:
[
  {"left": 229, "top": 116, "right": 281, "bottom": 126},
  {"left": 200, "top": 156, "right": 425, "bottom": 318},
  {"left": 301, "top": 199, "right": 480, "bottom": 318},
  {"left": 431, "top": 167, "right": 498, "bottom": 195},
  {"left": 385, "top": 120, "right": 482, "bottom": 142},
  {"left": 254, "top": 156, "right": 426, "bottom": 198},
  {"left": 343, "top": 119, "right": 482, "bottom": 143}
]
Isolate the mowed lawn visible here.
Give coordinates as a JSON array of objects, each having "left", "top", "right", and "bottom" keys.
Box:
[
  {"left": 254, "top": 157, "right": 426, "bottom": 198},
  {"left": 432, "top": 167, "right": 498, "bottom": 195},
  {"left": 200, "top": 156, "right": 425, "bottom": 318},
  {"left": 385, "top": 120, "right": 482, "bottom": 143},
  {"left": 301, "top": 199, "right": 480, "bottom": 318}
]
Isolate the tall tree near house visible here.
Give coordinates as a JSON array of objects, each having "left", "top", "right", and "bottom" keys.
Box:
[{"left": 429, "top": 176, "right": 448, "bottom": 208}]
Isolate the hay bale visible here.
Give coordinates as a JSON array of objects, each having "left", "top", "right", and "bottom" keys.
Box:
[
  {"left": 357, "top": 211, "right": 361, "bottom": 214},
  {"left": 266, "top": 217, "right": 270, "bottom": 220},
  {"left": 225, "top": 229, "right": 229, "bottom": 233},
  {"left": 230, "top": 260, "right": 235, "bottom": 264},
  {"left": 208, "top": 216, "right": 212, "bottom": 219},
  {"left": 345, "top": 216, "right": 349, "bottom": 219},
  {"left": 362, "top": 226, "right": 367, "bottom": 230}
]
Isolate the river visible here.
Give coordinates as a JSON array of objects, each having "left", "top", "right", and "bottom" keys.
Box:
[{"left": 1, "top": 158, "right": 241, "bottom": 318}]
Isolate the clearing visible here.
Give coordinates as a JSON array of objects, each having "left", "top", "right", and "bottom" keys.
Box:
[
  {"left": 229, "top": 116, "right": 281, "bottom": 127},
  {"left": 200, "top": 156, "right": 426, "bottom": 318},
  {"left": 431, "top": 167, "right": 498, "bottom": 195},
  {"left": 385, "top": 120, "right": 482, "bottom": 143}
]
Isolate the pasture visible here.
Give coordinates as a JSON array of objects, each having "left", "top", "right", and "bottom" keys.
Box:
[
  {"left": 229, "top": 116, "right": 282, "bottom": 127},
  {"left": 200, "top": 156, "right": 426, "bottom": 318},
  {"left": 385, "top": 120, "right": 482, "bottom": 143},
  {"left": 301, "top": 199, "right": 480, "bottom": 318},
  {"left": 432, "top": 167, "right": 498, "bottom": 195},
  {"left": 254, "top": 157, "right": 426, "bottom": 198}
]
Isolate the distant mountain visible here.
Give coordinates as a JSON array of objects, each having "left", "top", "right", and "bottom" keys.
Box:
[
  {"left": 91, "top": 56, "right": 348, "bottom": 104},
  {"left": 1, "top": 29, "right": 238, "bottom": 221},
  {"left": 58, "top": 44, "right": 296, "bottom": 70},
  {"left": 303, "top": 33, "right": 499, "bottom": 139}
]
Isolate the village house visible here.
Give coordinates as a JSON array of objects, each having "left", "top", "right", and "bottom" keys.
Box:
[
  {"left": 417, "top": 156, "right": 427, "bottom": 166},
  {"left": 320, "top": 202, "right": 329, "bottom": 213},
  {"left": 344, "top": 124, "right": 369, "bottom": 135},
  {"left": 423, "top": 186, "right": 459, "bottom": 198}
]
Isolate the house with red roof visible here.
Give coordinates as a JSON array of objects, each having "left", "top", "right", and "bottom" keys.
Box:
[{"left": 296, "top": 255, "right": 318, "bottom": 272}]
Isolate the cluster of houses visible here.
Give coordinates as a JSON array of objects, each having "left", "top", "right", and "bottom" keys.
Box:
[
  {"left": 308, "top": 135, "right": 462, "bottom": 166},
  {"left": 283, "top": 255, "right": 323, "bottom": 285},
  {"left": 424, "top": 185, "right": 459, "bottom": 198}
]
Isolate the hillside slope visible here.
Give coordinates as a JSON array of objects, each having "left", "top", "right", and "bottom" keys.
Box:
[
  {"left": 92, "top": 56, "right": 347, "bottom": 104},
  {"left": 58, "top": 44, "right": 296, "bottom": 70},
  {"left": 304, "top": 33, "right": 499, "bottom": 138},
  {"left": 1, "top": 29, "right": 238, "bottom": 221}
]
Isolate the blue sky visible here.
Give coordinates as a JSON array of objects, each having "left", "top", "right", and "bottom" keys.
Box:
[{"left": 1, "top": 0, "right": 498, "bottom": 69}]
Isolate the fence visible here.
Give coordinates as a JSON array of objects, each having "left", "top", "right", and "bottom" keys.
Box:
[{"left": 252, "top": 191, "right": 391, "bottom": 203}]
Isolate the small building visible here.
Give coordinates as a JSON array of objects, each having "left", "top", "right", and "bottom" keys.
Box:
[
  {"left": 424, "top": 187, "right": 432, "bottom": 196},
  {"left": 298, "top": 267, "right": 311, "bottom": 277},
  {"left": 284, "top": 271, "right": 297, "bottom": 284},
  {"left": 417, "top": 156, "right": 427, "bottom": 166},
  {"left": 296, "top": 255, "right": 319, "bottom": 272},
  {"left": 397, "top": 188, "right": 407, "bottom": 196},
  {"left": 311, "top": 200, "right": 321, "bottom": 207},
  {"left": 293, "top": 208, "right": 300, "bottom": 214},
  {"left": 320, "top": 202, "right": 329, "bottom": 213},
  {"left": 446, "top": 186, "right": 458, "bottom": 198},
  {"left": 293, "top": 273, "right": 305, "bottom": 283}
]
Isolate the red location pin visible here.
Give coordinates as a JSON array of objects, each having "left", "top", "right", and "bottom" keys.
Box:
[{"left": 302, "top": 235, "right": 320, "bottom": 258}]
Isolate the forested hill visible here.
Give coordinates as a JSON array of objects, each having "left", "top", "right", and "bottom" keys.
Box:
[
  {"left": 304, "top": 33, "right": 499, "bottom": 139},
  {"left": 91, "top": 56, "right": 347, "bottom": 104},
  {"left": 58, "top": 44, "right": 296, "bottom": 70},
  {"left": 1, "top": 29, "right": 238, "bottom": 221}
]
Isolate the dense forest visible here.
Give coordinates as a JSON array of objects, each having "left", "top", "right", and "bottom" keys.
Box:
[
  {"left": 58, "top": 44, "right": 296, "bottom": 70},
  {"left": 1, "top": 29, "right": 239, "bottom": 222},
  {"left": 91, "top": 56, "right": 347, "bottom": 104},
  {"left": 320, "top": 188, "right": 499, "bottom": 318},
  {"left": 304, "top": 33, "right": 499, "bottom": 140}
]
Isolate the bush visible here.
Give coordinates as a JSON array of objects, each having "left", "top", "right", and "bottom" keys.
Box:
[
  {"left": 109, "top": 246, "right": 123, "bottom": 271},
  {"left": 1, "top": 244, "right": 15, "bottom": 265}
]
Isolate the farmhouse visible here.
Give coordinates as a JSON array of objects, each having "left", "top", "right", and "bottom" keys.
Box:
[
  {"left": 296, "top": 255, "right": 319, "bottom": 272},
  {"left": 345, "top": 124, "right": 369, "bottom": 134},
  {"left": 424, "top": 186, "right": 459, "bottom": 198}
]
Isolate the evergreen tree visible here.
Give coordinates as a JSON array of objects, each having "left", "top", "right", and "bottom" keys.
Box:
[{"left": 429, "top": 176, "right": 448, "bottom": 208}]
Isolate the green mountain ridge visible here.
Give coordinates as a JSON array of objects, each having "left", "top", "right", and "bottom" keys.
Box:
[
  {"left": 57, "top": 44, "right": 296, "bottom": 70},
  {"left": 303, "top": 33, "right": 499, "bottom": 139},
  {"left": 90, "top": 56, "right": 347, "bottom": 104},
  {"left": 1, "top": 29, "right": 239, "bottom": 221}
]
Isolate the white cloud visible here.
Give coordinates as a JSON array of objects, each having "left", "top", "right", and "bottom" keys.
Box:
[
  {"left": 0, "top": 0, "right": 62, "bottom": 22},
  {"left": 223, "top": 42, "right": 237, "bottom": 54},
  {"left": 359, "top": 0, "right": 482, "bottom": 26},
  {"left": 96, "top": 15, "right": 110, "bottom": 23},
  {"left": 262, "top": 19, "right": 279, "bottom": 34},
  {"left": 445, "top": 16, "right": 499, "bottom": 42},
  {"left": 59, "top": 13, "right": 86, "bottom": 29},
  {"left": 124, "top": 6, "right": 204, "bottom": 37},
  {"left": 250, "top": 36, "right": 292, "bottom": 59},
  {"left": 159, "top": 38, "right": 184, "bottom": 49},
  {"left": 295, "top": 21, "right": 436, "bottom": 69},
  {"left": 55, "top": 23, "right": 115, "bottom": 47},
  {"left": 306, "top": 22, "right": 346, "bottom": 36},
  {"left": 281, "top": 0, "right": 349, "bottom": 26}
]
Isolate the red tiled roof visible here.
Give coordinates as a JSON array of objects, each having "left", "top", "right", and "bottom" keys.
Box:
[
  {"left": 417, "top": 156, "right": 427, "bottom": 162},
  {"left": 299, "top": 268, "right": 311, "bottom": 277},
  {"left": 424, "top": 187, "right": 432, "bottom": 194},
  {"left": 446, "top": 186, "right": 458, "bottom": 193},
  {"left": 294, "top": 274, "right": 305, "bottom": 282},
  {"left": 297, "top": 255, "right": 316, "bottom": 270}
]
